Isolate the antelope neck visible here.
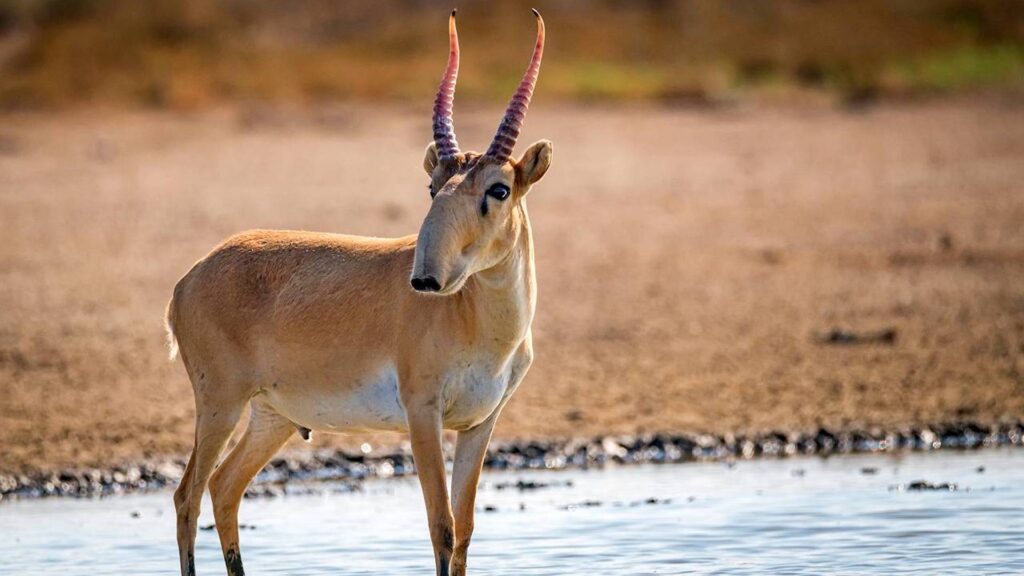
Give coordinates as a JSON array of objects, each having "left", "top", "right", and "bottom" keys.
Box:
[{"left": 459, "top": 205, "right": 535, "bottom": 351}]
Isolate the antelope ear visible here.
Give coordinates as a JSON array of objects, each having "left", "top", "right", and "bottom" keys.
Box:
[
  {"left": 516, "top": 139, "right": 552, "bottom": 188},
  {"left": 423, "top": 142, "right": 440, "bottom": 175}
]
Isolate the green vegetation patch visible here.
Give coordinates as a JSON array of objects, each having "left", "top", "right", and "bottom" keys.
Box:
[{"left": 887, "top": 44, "right": 1024, "bottom": 92}]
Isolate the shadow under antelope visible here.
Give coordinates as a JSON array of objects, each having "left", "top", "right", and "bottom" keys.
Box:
[{"left": 165, "top": 10, "right": 552, "bottom": 576}]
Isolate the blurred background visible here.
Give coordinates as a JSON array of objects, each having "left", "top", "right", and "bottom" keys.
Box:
[
  {"left": 1, "top": 0, "right": 1023, "bottom": 108},
  {"left": 1, "top": 0, "right": 1023, "bottom": 477}
]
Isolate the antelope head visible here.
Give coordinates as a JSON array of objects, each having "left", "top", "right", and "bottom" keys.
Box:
[{"left": 411, "top": 10, "right": 552, "bottom": 295}]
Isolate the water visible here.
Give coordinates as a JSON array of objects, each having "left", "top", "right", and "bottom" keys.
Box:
[{"left": 2, "top": 449, "right": 1022, "bottom": 575}]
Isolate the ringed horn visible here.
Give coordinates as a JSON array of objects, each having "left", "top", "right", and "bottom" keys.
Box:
[
  {"left": 485, "top": 8, "right": 545, "bottom": 162},
  {"left": 432, "top": 9, "right": 461, "bottom": 159}
]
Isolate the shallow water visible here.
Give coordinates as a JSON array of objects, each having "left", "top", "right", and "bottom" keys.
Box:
[{"left": 2, "top": 449, "right": 1022, "bottom": 575}]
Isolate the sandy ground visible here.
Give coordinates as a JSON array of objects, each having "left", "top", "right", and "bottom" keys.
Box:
[{"left": 1, "top": 98, "right": 1023, "bottom": 475}]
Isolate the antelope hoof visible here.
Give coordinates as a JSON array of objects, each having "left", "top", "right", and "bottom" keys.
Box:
[{"left": 225, "top": 545, "right": 245, "bottom": 575}]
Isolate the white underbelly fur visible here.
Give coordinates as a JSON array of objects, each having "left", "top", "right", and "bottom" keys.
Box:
[
  {"left": 262, "top": 361, "right": 512, "bottom": 434},
  {"left": 264, "top": 364, "right": 408, "bottom": 433}
]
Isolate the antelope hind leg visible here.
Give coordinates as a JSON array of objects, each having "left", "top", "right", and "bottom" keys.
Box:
[
  {"left": 174, "top": 400, "right": 246, "bottom": 576},
  {"left": 209, "top": 401, "right": 295, "bottom": 576}
]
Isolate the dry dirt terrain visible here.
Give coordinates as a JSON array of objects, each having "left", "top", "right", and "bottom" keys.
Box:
[{"left": 1, "top": 98, "right": 1023, "bottom": 475}]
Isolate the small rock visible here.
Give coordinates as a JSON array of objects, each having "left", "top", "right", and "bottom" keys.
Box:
[
  {"left": 559, "top": 500, "right": 603, "bottom": 510},
  {"left": 938, "top": 233, "right": 954, "bottom": 252},
  {"left": 899, "top": 480, "right": 958, "bottom": 492},
  {"left": 818, "top": 328, "right": 897, "bottom": 346}
]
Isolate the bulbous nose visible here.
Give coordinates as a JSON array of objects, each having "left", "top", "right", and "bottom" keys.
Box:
[{"left": 410, "top": 276, "right": 442, "bottom": 293}]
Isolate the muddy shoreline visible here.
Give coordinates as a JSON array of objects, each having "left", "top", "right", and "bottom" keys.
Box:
[{"left": 2, "top": 421, "right": 1020, "bottom": 502}]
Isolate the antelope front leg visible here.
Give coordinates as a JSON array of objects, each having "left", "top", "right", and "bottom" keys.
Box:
[
  {"left": 407, "top": 403, "right": 455, "bottom": 575},
  {"left": 449, "top": 410, "right": 502, "bottom": 576}
]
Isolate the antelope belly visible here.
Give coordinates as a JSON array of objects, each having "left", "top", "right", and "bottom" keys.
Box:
[{"left": 264, "top": 364, "right": 408, "bottom": 433}]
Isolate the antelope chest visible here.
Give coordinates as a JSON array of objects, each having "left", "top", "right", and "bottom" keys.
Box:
[{"left": 440, "top": 357, "right": 516, "bottom": 430}]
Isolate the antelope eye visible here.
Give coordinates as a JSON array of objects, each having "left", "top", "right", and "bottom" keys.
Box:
[{"left": 486, "top": 183, "right": 510, "bottom": 201}]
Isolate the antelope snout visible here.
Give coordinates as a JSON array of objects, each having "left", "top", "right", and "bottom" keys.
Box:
[{"left": 410, "top": 275, "right": 442, "bottom": 293}]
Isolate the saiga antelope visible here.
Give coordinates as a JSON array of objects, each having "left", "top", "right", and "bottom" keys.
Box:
[{"left": 166, "top": 10, "right": 551, "bottom": 576}]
